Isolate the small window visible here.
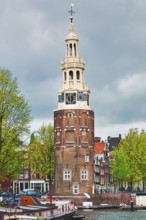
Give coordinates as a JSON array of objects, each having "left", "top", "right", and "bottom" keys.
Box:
[
  {"left": 68, "top": 113, "right": 73, "bottom": 118},
  {"left": 74, "top": 44, "right": 76, "bottom": 56},
  {"left": 73, "top": 184, "right": 79, "bottom": 194},
  {"left": 81, "top": 170, "right": 88, "bottom": 180},
  {"left": 64, "top": 72, "right": 66, "bottom": 81},
  {"left": 87, "top": 94, "right": 89, "bottom": 105},
  {"left": 69, "top": 43, "right": 72, "bottom": 56},
  {"left": 77, "top": 92, "right": 83, "bottom": 101},
  {"left": 25, "top": 183, "right": 28, "bottom": 189},
  {"left": 20, "top": 183, "right": 23, "bottom": 191},
  {"left": 64, "top": 170, "right": 71, "bottom": 180},
  {"left": 76, "top": 71, "right": 80, "bottom": 80},
  {"left": 100, "top": 177, "right": 104, "bottom": 185},
  {"left": 24, "top": 170, "right": 29, "bottom": 178},
  {"left": 85, "top": 155, "right": 89, "bottom": 162},
  {"left": 69, "top": 71, "right": 73, "bottom": 80}
]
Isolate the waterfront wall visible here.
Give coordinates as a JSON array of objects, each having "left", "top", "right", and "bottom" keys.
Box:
[
  {"left": 55, "top": 193, "right": 135, "bottom": 206},
  {"left": 72, "top": 193, "right": 134, "bottom": 206},
  {"left": 90, "top": 193, "right": 133, "bottom": 206}
]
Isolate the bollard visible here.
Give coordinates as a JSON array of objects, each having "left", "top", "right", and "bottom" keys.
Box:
[{"left": 130, "top": 200, "right": 134, "bottom": 211}]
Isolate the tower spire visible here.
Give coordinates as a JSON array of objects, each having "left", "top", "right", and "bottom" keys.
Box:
[
  {"left": 54, "top": 4, "right": 94, "bottom": 197},
  {"left": 68, "top": 3, "right": 75, "bottom": 23}
]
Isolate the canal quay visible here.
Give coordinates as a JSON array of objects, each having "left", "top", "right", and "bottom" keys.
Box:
[
  {"left": 52, "top": 192, "right": 146, "bottom": 220},
  {"left": 72, "top": 192, "right": 146, "bottom": 219},
  {"left": 75, "top": 210, "right": 146, "bottom": 220}
]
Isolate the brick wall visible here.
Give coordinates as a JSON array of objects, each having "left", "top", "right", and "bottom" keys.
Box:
[
  {"left": 90, "top": 193, "right": 133, "bottom": 205},
  {"left": 54, "top": 193, "right": 134, "bottom": 206},
  {"left": 54, "top": 109, "right": 94, "bottom": 195}
]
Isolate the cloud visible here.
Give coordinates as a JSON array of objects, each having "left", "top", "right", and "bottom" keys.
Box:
[
  {"left": 92, "top": 71, "right": 146, "bottom": 126},
  {"left": 95, "top": 121, "right": 146, "bottom": 140},
  {"left": 0, "top": 0, "right": 146, "bottom": 140},
  {"left": 30, "top": 117, "right": 53, "bottom": 133},
  {"left": 118, "top": 73, "right": 146, "bottom": 98}
]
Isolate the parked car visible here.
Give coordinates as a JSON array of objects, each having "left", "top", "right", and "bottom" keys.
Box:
[
  {"left": 1, "top": 191, "right": 9, "bottom": 197},
  {"left": 2, "top": 196, "right": 19, "bottom": 206},
  {"left": 18, "top": 189, "right": 38, "bottom": 197}
]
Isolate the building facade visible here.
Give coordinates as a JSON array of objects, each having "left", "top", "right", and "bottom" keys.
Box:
[
  {"left": 12, "top": 146, "right": 49, "bottom": 194},
  {"left": 54, "top": 8, "right": 94, "bottom": 195},
  {"left": 94, "top": 135, "right": 122, "bottom": 194}
]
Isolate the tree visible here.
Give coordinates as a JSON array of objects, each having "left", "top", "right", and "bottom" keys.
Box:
[
  {"left": 27, "top": 123, "right": 54, "bottom": 193},
  {"left": 111, "top": 148, "right": 132, "bottom": 190},
  {"left": 111, "top": 128, "right": 146, "bottom": 191},
  {"left": 136, "top": 130, "right": 146, "bottom": 191},
  {"left": 0, "top": 68, "right": 31, "bottom": 181}
]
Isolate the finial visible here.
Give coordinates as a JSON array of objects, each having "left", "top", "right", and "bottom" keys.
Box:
[{"left": 68, "top": 3, "right": 75, "bottom": 23}]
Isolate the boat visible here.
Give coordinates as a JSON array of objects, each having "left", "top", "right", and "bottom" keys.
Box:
[{"left": 0, "top": 195, "right": 76, "bottom": 220}]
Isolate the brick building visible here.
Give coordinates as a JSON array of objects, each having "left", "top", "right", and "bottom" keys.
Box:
[
  {"left": 54, "top": 7, "right": 94, "bottom": 196},
  {"left": 94, "top": 135, "right": 121, "bottom": 194}
]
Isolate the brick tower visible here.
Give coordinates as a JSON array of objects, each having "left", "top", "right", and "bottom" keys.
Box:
[{"left": 54, "top": 5, "right": 94, "bottom": 196}]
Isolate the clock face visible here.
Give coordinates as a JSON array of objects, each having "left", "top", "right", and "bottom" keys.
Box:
[{"left": 66, "top": 93, "right": 76, "bottom": 104}]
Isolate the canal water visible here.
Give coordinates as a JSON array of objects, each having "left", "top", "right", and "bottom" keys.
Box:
[{"left": 76, "top": 210, "right": 146, "bottom": 220}]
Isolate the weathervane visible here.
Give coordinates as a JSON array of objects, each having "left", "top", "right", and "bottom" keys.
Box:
[{"left": 68, "top": 3, "right": 75, "bottom": 23}]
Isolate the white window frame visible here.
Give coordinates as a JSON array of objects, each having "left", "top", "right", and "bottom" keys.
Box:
[
  {"left": 63, "top": 170, "right": 71, "bottom": 180},
  {"left": 85, "top": 155, "right": 89, "bottom": 162},
  {"left": 81, "top": 170, "right": 88, "bottom": 180},
  {"left": 100, "top": 176, "right": 104, "bottom": 185},
  {"left": 73, "top": 184, "right": 79, "bottom": 194},
  {"left": 24, "top": 170, "right": 29, "bottom": 179}
]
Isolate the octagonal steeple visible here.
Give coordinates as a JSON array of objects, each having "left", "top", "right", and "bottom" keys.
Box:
[{"left": 57, "top": 4, "right": 91, "bottom": 110}]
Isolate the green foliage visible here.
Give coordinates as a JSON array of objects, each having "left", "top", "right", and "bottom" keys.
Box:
[
  {"left": 111, "top": 148, "right": 131, "bottom": 183},
  {"left": 111, "top": 128, "right": 146, "bottom": 189},
  {"left": 136, "top": 130, "right": 146, "bottom": 184},
  {"left": 0, "top": 68, "right": 31, "bottom": 181},
  {"left": 27, "top": 124, "right": 54, "bottom": 185}
]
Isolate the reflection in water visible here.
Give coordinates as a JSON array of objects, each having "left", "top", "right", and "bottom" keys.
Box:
[{"left": 76, "top": 210, "right": 146, "bottom": 220}]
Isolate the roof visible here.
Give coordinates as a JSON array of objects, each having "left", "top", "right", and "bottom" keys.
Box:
[
  {"left": 107, "top": 134, "right": 121, "bottom": 151},
  {"left": 94, "top": 142, "right": 105, "bottom": 154}
]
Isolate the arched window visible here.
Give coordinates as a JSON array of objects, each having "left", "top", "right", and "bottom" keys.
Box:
[
  {"left": 64, "top": 72, "right": 66, "bottom": 81},
  {"left": 69, "top": 71, "right": 73, "bottom": 80},
  {"left": 73, "top": 184, "right": 79, "bottom": 194},
  {"left": 69, "top": 43, "right": 72, "bottom": 56},
  {"left": 74, "top": 43, "right": 76, "bottom": 56},
  {"left": 76, "top": 71, "right": 80, "bottom": 80},
  {"left": 68, "top": 113, "right": 73, "bottom": 118}
]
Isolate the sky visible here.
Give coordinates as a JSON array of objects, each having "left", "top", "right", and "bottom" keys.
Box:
[{"left": 0, "top": 0, "right": 146, "bottom": 140}]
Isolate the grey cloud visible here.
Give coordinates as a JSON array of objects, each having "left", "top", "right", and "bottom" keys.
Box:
[{"left": 0, "top": 0, "right": 146, "bottom": 137}]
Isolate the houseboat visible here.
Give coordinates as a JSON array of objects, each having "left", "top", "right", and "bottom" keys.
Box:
[{"left": 0, "top": 196, "right": 76, "bottom": 220}]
